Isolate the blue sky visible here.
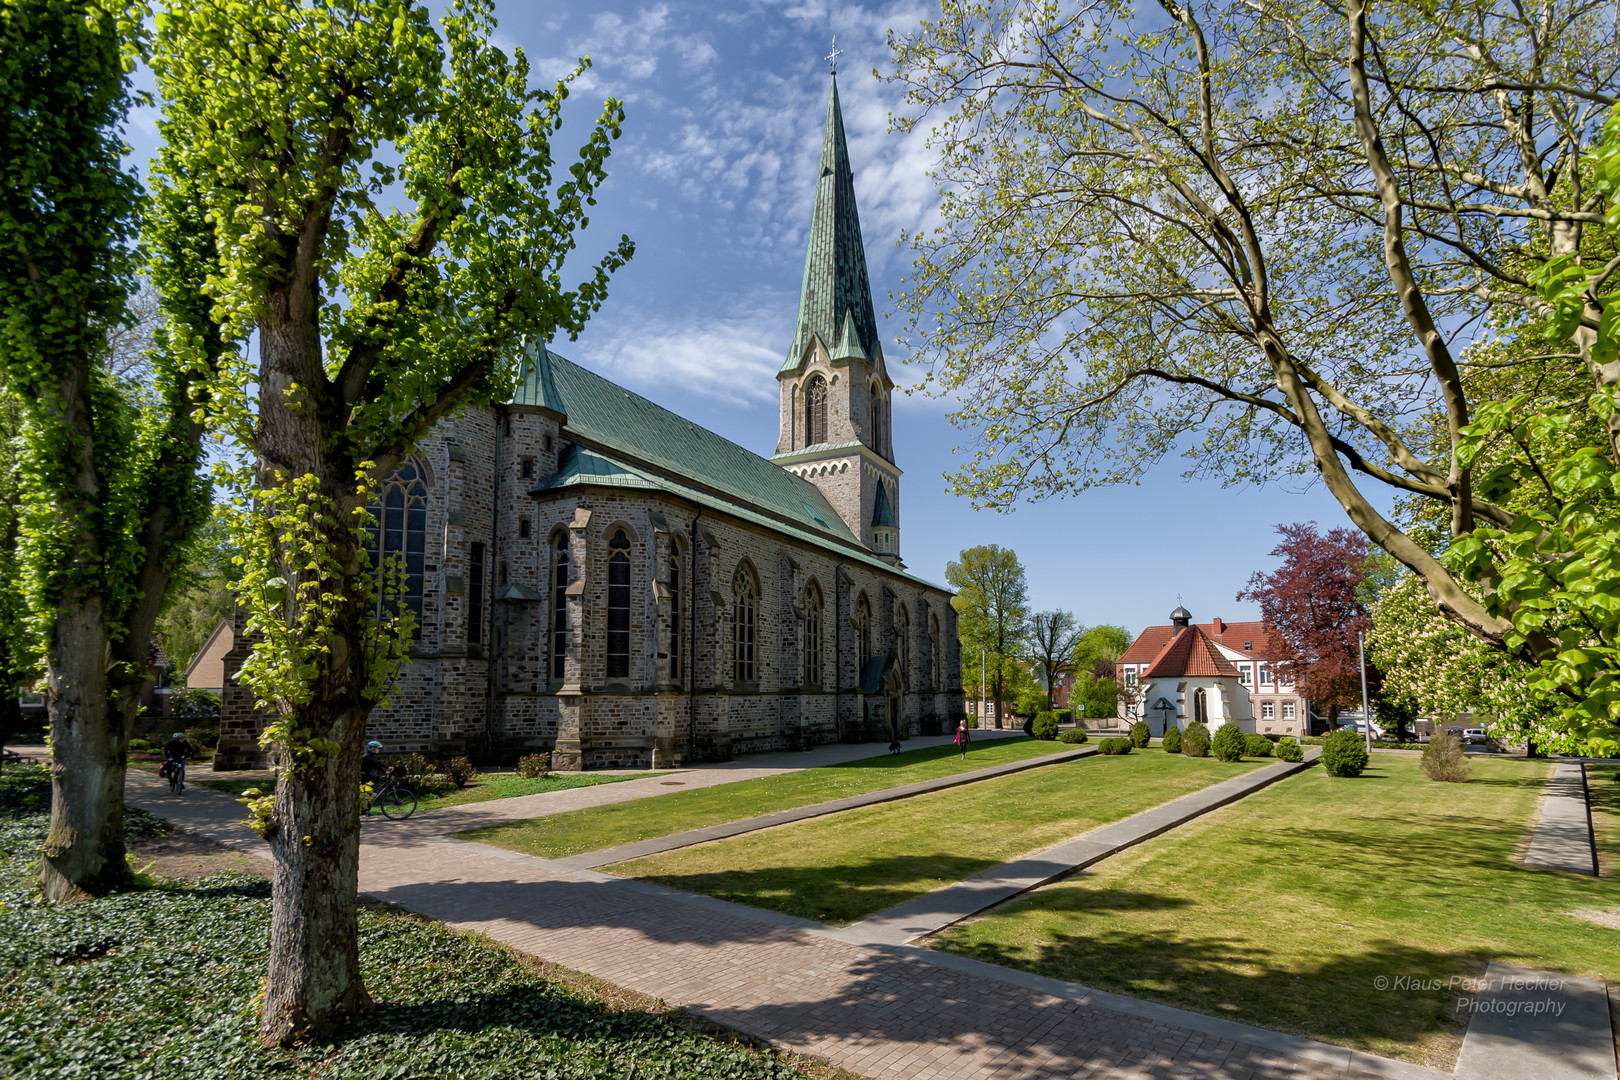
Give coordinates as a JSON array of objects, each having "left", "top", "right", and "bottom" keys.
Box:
[{"left": 126, "top": 0, "right": 1373, "bottom": 639}]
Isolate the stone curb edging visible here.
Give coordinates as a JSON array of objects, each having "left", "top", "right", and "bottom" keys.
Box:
[
  {"left": 1524, "top": 761, "right": 1599, "bottom": 876},
  {"left": 821, "top": 746, "right": 1323, "bottom": 946},
  {"left": 546, "top": 744, "right": 1098, "bottom": 870}
]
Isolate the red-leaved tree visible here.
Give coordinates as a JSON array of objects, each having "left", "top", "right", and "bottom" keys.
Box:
[{"left": 1238, "top": 523, "right": 1373, "bottom": 727}]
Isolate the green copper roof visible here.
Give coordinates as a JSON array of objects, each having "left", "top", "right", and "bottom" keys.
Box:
[
  {"left": 871, "top": 480, "right": 896, "bottom": 527},
  {"left": 512, "top": 342, "right": 860, "bottom": 547},
  {"left": 783, "top": 75, "right": 880, "bottom": 374}
]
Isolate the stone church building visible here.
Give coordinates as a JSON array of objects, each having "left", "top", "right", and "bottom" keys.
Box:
[{"left": 217, "top": 76, "right": 965, "bottom": 771}]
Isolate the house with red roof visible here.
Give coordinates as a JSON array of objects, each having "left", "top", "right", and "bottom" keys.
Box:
[{"left": 1116, "top": 605, "right": 1308, "bottom": 738}]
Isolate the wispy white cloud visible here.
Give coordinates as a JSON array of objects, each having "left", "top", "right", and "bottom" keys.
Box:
[{"left": 579, "top": 297, "right": 794, "bottom": 406}]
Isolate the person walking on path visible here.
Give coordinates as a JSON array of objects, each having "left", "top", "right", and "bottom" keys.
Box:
[{"left": 954, "top": 721, "right": 971, "bottom": 760}]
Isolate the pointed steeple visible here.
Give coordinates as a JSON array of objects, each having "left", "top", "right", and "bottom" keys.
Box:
[{"left": 782, "top": 75, "right": 881, "bottom": 373}]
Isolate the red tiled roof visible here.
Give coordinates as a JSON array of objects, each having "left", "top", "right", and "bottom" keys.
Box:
[
  {"left": 1144, "top": 625, "right": 1241, "bottom": 678},
  {"left": 1120, "top": 618, "right": 1286, "bottom": 666}
]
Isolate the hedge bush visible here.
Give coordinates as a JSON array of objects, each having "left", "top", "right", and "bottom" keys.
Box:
[
  {"left": 1161, "top": 725, "right": 1183, "bottom": 754},
  {"left": 1181, "top": 722, "right": 1210, "bottom": 758},
  {"left": 1128, "top": 721, "right": 1150, "bottom": 748},
  {"left": 1059, "top": 729, "right": 1088, "bottom": 744},
  {"left": 1322, "top": 729, "right": 1370, "bottom": 777},
  {"left": 0, "top": 765, "right": 821, "bottom": 1080},
  {"left": 169, "top": 688, "right": 221, "bottom": 718},
  {"left": 1032, "top": 712, "right": 1060, "bottom": 741},
  {"left": 1054, "top": 709, "right": 1072, "bottom": 725},
  {"left": 1211, "top": 722, "right": 1246, "bottom": 762},
  {"left": 517, "top": 752, "right": 552, "bottom": 779},
  {"left": 1243, "top": 733, "right": 1273, "bottom": 757},
  {"left": 446, "top": 757, "right": 478, "bottom": 788},
  {"left": 1420, "top": 732, "right": 1472, "bottom": 782},
  {"left": 185, "top": 726, "right": 220, "bottom": 750},
  {"left": 1098, "top": 737, "right": 1132, "bottom": 755},
  {"left": 1301, "top": 734, "right": 1413, "bottom": 750},
  {"left": 1275, "top": 736, "right": 1303, "bottom": 762}
]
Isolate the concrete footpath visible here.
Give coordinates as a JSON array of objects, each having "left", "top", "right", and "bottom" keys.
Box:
[
  {"left": 824, "top": 747, "right": 1321, "bottom": 947},
  {"left": 1524, "top": 761, "right": 1599, "bottom": 875}
]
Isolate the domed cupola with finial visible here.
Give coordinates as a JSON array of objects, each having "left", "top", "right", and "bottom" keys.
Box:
[
  {"left": 1170, "top": 603, "right": 1193, "bottom": 630},
  {"left": 773, "top": 48, "right": 903, "bottom": 565}
]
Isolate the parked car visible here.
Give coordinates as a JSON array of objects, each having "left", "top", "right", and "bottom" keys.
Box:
[{"left": 1462, "top": 728, "right": 1490, "bottom": 745}]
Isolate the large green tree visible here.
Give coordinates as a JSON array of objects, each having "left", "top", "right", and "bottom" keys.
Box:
[
  {"left": 0, "top": 0, "right": 225, "bottom": 898},
  {"left": 890, "top": 1, "right": 1617, "bottom": 742},
  {"left": 149, "top": 0, "right": 632, "bottom": 1044},
  {"left": 1027, "top": 609, "right": 1081, "bottom": 709},
  {"left": 947, "top": 544, "right": 1030, "bottom": 728}
]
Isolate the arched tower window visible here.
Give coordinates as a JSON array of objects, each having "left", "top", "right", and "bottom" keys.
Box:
[
  {"left": 668, "top": 541, "right": 683, "bottom": 683},
  {"left": 550, "top": 533, "right": 570, "bottom": 680},
  {"left": 856, "top": 592, "right": 872, "bottom": 664},
  {"left": 606, "top": 529, "right": 631, "bottom": 679},
  {"left": 805, "top": 375, "right": 828, "bottom": 446},
  {"left": 802, "top": 580, "right": 823, "bottom": 686},
  {"left": 733, "top": 564, "right": 758, "bottom": 683},
  {"left": 897, "top": 604, "right": 910, "bottom": 682},
  {"left": 870, "top": 381, "right": 884, "bottom": 453},
  {"left": 368, "top": 459, "right": 428, "bottom": 639}
]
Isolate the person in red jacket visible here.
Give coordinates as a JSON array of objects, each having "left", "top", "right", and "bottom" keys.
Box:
[{"left": 954, "top": 721, "right": 971, "bottom": 760}]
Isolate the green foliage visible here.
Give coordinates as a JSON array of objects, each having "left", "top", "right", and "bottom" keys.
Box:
[
  {"left": 1072, "top": 626, "right": 1131, "bottom": 677},
  {"left": 445, "top": 757, "right": 477, "bottom": 789},
  {"left": 1098, "top": 737, "right": 1132, "bottom": 755},
  {"left": 154, "top": 509, "right": 240, "bottom": 672},
  {"left": 517, "top": 753, "right": 552, "bottom": 780},
  {"left": 127, "top": 737, "right": 151, "bottom": 753},
  {"left": 1014, "top": 685, "right": 1047, "bottom": 718},
  {"left": 170, "top": 688, "right": 220, "bottom": 718},
  {"left": 1161, "top": 726, "right": 1183, "bottom": 754},
  {"left": 1181, "top": 723, "right": 1210, "bottom": 758},
  {"left": 1211, "top": 723, "right": 1246, "bottom": 762},
  {"left": 947, "top": 545, "right": 1029, "bottom": 715},
  {"left": 1031, "top": 712, "right": 1059, "bottom": 740},
  {"left": 1275, "top": 737, "right": 1304, "bottom": 762},
  {"left": 183, "top": 726, "right": 218, "bottom": 750},
  {"left": 1243, "top": 733, "right": 1274, "bottom": 758},
  {"left": 1128, "top": 721, "right": 1150, "bottom": 748},
  {"left": 1059, "top": 729, "right": 1088, "bottom": 744},
  {"left": 1054, "top": 709, "right": 1071, "bottom": 725},
  {"left": 1322, "top": 729, "right": 1370, "bottom": 777},
  {"left": 1421, "top": 733, "right": 1472, "bottom": 783}
]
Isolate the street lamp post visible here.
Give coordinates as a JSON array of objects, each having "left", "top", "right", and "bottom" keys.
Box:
[{"left": 1359, "top": 631, "right": 1372, "bottom": 755}]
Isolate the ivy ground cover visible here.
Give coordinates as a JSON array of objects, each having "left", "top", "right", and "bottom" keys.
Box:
[
  {"left": 608, "top": 747, "right": 1262, "bottom": 924},
  {"left": 460, "top": 736, "right": 1069, "bottom": 860},
  {"left": 930, "top": 755, "right": 1620, "bottom": 1069},
  {"left": 0, "top": 767, "right": 824, "bottom": 1080}
]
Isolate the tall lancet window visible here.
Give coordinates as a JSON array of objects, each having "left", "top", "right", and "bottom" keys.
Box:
[
  {"left": 550, "top": 533, "right": 570, "bottom": 680},
  {"left": 668, "top": 546, "right": 683, "bottom": 682},
  {"left": 856, "top": 592, "right": 872, "bottom": 664},
  {"left": 897, "top": 604, "right": 910, "bottom": 682},
  {"left": 805, "top": 375, "right": 828, "bottom": 446},
  {"left": 368, "top": 459, "right": 428, "bottom": 639},
  {"left": 870, "top": 382, "right": 884, "bottom": 453},
  {"left": 606, "top": 529, "right": 631, "bottom": 678},
  {"left": 733, "top": 564, "right": 758, "bottom": 683},
  {"left": 802, "top": 580, "right": 823, "bottom": 686}
]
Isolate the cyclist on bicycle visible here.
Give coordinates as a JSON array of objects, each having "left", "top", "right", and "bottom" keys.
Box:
[
  {"left": 361, "top": 740, "right": 390, "bottom": 785},
  {"left": 161, "top": 731, "right": 193, "bottom": 779}
]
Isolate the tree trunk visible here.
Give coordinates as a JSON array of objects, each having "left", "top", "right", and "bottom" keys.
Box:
[
  {"left": 259, "top": 701, "right": 373, "bottom": 1045},
  {"left": 39, "top": 594, "right": 129, "bottom": 899}
]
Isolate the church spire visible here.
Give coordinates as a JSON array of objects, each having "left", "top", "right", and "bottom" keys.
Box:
[{"left": 782, "top": 74, "right": 881, "bottom": 373}]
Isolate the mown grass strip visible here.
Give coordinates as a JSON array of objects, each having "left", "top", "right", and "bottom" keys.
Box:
[{"left": 461, "top": 737, "right": 1068, "bottom": 860}]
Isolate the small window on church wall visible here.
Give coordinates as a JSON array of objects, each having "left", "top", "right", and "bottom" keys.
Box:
[
  {"left": 805, "top": 375, "right": 828, "bottom": 446},
  {"left": 669, "top": 552, "right": 683, "bottom": 682},
  {"left": 606, "top": 530, "right": 632, "bottom": 678},
  {"left": 802, "top": 580, "right": 823, "bottom": 686},
  {"left": 551, "top": 534, "right": 569, "bottom": 680},
  {"left": 897, "top": 604, "right": 910, "bottom": 681},
  {"left": 545, "top": 434, "right": 554, "bottom": 452},
  {"left": 931, "top": 612, "right": 941, "bottom": 687},
  {"left": 856, "top": 593, "right": 872, "bottom": 664},
  {"left": 521, "top": 458, "right": 534, "bottom": 479},
  {"left": 519, "top": 517, "right": 531, "bottom": 539},
  {"left": 367, "top": 459, "right": 427, "bottom": 639},
  {"left": 467, "top": 542, "right": 485, "bottom": 645},
  {"left": 733, "top": 565, "right": 758, "bottom": 683},
  {"left": 1194, "top": 687, "right": 1209, "bottom": 725}
]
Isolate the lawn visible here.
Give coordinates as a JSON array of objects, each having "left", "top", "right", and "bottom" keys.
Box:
[
  {"left": 929, "top": 754, "right": 1620, "bottom": 1069},
  {"left": 607, "top": 747, "right": 1263, "bottom": 925},
  {"left": 197, "top": 770, "right": 650, "bottom": 812},
  {"left": 0, "top": 765, "right": 830, "bottom": 1080},
  {"left": 461, "top": 736, "right": 1072, "bottom": 860}
]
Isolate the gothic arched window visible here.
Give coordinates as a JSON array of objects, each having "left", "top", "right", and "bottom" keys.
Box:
[
  {"left": 801, "top": 580, "right": 823, "bottom": 686},
  {"left": 733, "top": 564, "right": 758, "bottom": 683},
  {"left": 897, "top": 604, "right": 910, "bottom": 683},
  {"left": 606, "top": 529, "right": 631, "bottom": 679},
  {"left": 870, "top": 382, "right": 884, "bottom": 452},
  {"left": 1194, "top": 687, "right": 1209, "bottom": 725},
  {"left": 856, "top": 592, "right": 872, "bottom": 665},
  {"left": 368, "top": 459, "right": 428, "bottom": 639},
  {"left": 805, "top": 375, "right": 828, "bottom": 446},
  {"left": 550, "top": 532, "right": 570, "bottom": 680},
  {"left": 668, "top": 540, "right": 683, "bottom": 683},
  {"left": 930, "top": 611, "right": 941, "bottom": 688}
]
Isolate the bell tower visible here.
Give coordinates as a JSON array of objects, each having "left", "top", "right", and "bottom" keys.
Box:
[{"left": 773, "top": 73, "right": 901, "bottom": 564}]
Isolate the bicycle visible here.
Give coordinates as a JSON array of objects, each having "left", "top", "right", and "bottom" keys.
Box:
[
  {"left": 364, "top": 775, "right": 417, "bottom": 820},
  {"left": 164, "top": 757, "right": 186, "bottom": 796}
]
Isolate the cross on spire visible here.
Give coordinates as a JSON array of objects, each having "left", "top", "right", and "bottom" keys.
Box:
[{"left": 825, "top": 36, "right": 842, "bottom": 74}]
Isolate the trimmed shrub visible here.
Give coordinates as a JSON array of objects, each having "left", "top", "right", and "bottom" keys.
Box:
[
  {"left": 1181, "top": 722, "right": 1210, "bottom": 758},
  {"left": 1161, "top": 725, "right": 1183, "bottom": 754},
  {"left": 1098, "top": 736, "right": 1132, "bottom": 755},
  {"left": 1059, "top": 729, "right": 1088, "bottom": 744},
  {"left": 1055, "top": 709, "right": 1072, "bottom": 725},
  {"left": 517, "top": 752, "right": 552, "bottom": 779},
  {"left": 1322, "top": 729, "right": 1370, "bottom": 777},
  {"left": 1242, "top": 733, "right": 1273, "bottom": 757},
  {"left": 1275, "top": 736, "right": 1303, "bottom": 762},
  {"left": 128, "top": 737, "right": 152, "bottom": 752},
  {"left": 446, "top": 757, "right": 478, "bottom": 788},
  {"left": 1032, "top": 712, "right": 1060, "bottom": 741},
  {"left": 1129, "top": 720, "right": 1150, "bottom": 748},
  {"left": 185, "top": 726, "right": 220, "bottom": 750},
  {"left": 403, "top": 773, "right": 457, "bottom": 797},
  {"left": 395, "top": 752, "right": 436, "bottom": 778},
  {"left": 1211, "top": 722, "right": 1245, "bottom": 761},
  {"left": 965, "top": 715, "right": 979, "bottom": 729},
  {"left": 1420, "top": 733, "right": 1472, "bottom": 782}
]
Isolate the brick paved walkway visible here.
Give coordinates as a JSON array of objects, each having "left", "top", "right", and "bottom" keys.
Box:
[{"left": 119, "top": 752, "right": 1445, "bottom": 1080}]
